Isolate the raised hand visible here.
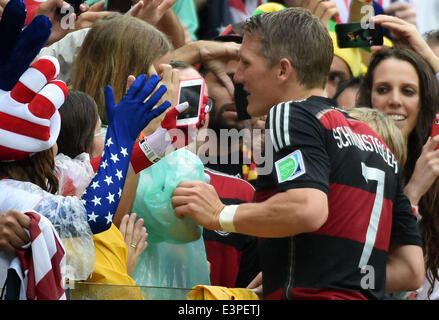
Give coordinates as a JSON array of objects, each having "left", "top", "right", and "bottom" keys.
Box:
[
  {"left": 404, "top": 134, "right": 439, "bottom": 207},
  {"left": 81, "top": 74, "right": 170, "bottom": 233},
  {"left": 74, "top": 0, "right": 112, "bottom": 30},
  {"left": 35, "top": 0, "right": 73, "bottom": 46},
  {"left": 104, "top": 74, "right": 171, "bottom": 141},
  {"left": 372, "top": 14, "right": 439, "bottom": 73},
  {"left": 128, "top": 0, "right": 176, "bottom": 26},
  {"left": 0, "top": 0, "right": 52, "bottom": 91},
  {"left": 301, "top": 0, "right": 339, "bottom": 30},
  {"left": 119, "top": 213, "right": 148, "bottom": 275},
  {"left": 199, "top": 41, "right": 241, "bottom": 97}
]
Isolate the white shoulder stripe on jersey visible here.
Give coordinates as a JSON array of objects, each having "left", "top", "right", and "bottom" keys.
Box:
[
  {"left": 275, "top": 103, "right": 283, "bottom": 150},
  {"left": 283, "top": 102, "right": 291, "bottom": 147},
  {"left": 269, "top": 106, "right": 279, "bottom": 152},
  {"left": 270, "top": 102, "right": 292, "bottom": 152}
]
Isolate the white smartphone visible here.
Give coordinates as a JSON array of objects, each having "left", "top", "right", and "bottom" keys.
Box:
[{"left": 176, "top": 78, "right": 205, "bottom": 127}]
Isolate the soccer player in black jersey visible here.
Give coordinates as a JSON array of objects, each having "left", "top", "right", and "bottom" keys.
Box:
[{"left": 172, "top": 8, "right": 424, "bottom": 299}]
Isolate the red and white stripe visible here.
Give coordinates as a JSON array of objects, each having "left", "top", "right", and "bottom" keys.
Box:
[
  {"left": 15, "top": 211, "right": 66, "bottom": 300},
  {"left": 0, "top": 56, "right": 68, "bottom": 161}
]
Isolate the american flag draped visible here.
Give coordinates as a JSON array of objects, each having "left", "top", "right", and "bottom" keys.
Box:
[{"left": 5, "top": 211, "right": 66, "bottom": 300}]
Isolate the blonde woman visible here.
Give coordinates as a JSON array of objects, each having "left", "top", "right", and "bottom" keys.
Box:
[{"left": 347, "top": 107, "right": 407, "bottom": 169}]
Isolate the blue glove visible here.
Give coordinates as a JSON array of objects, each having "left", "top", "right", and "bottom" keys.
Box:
[
  {"left": 0, "top": 0, "right": 52, "bottom": 91},
  {"left": 81, "top": 74, "right": 171, "bottom": 234},
  {"left": 105, "top": 74, "right": 171, "bottom": 141}
]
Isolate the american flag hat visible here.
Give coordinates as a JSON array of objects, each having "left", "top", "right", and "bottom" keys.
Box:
[{"left": 0, "top": 55, "right": 68, "bottom": 161}]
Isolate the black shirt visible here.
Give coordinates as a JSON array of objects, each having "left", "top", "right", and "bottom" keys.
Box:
[{"left": 257, "top": 96, "right": 422, "bottom": 300}]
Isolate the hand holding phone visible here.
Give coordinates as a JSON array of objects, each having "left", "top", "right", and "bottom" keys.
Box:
[
  {"left": 176, "top": 78, "right": 205, "bottom": 127},
  {"left": 431, "top": 114, "right": 439, "bottom": 150}
]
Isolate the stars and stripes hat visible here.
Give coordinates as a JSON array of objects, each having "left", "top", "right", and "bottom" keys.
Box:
[{"left": 0, "top": 55, "right": 68, "bottom": 161}]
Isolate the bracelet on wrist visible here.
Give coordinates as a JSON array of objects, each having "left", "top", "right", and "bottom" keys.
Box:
[{"left": 139, "top": 139, "right": 161, "bottom": 164}]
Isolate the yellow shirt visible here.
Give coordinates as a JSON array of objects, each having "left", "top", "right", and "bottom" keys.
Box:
[
  {"left": 89, "top": 223, "right": 136, "bottom": 285},
  {"left": 71, "top": 224, "right": 144, "bottom": 300}
]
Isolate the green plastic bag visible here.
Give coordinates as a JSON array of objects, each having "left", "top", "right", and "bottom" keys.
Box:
[
  {"left": 133, "top": 148, "right": 205, "bottom": 244},
  {"left": 131, "top": 149, "right": 210, "bottom": 293}
]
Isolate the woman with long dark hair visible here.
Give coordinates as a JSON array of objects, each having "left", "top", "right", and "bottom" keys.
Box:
[{"left": 357, "top": 37, "right": 439, "bottom": 297}]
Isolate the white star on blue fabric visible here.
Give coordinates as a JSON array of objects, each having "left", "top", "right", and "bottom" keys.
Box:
[
  {"left": 106, "top": 137, "right": 113, "bottom": 147},
  {"left": 91, "top": 181, "right": 100, "bottom": 189},
  {"left": 120, "top": 147, "right": 128, "bottom": 157},
  {"left": 110, "top": 153, "right": 120, "bottom": 163},
  {"left": 115, "top": 169, "right": 123, "bottom": 180},
  {"left": 105, "top": 212, "right": 113, "bottom": 224},
  {"left": 88, "top": 211, "right": 98, "bottom": 222},
  {"left": 106, "top": 192, "right": 115, "bottom": 204},
  {"left": 81, "top": 127, "right": 131, "bottom": 233},
  {"left": 91, "top": 195, "right": 101, "bottom": 206},
  {"left": 104, "top": 175, "right": 113, "bottom": 186}
]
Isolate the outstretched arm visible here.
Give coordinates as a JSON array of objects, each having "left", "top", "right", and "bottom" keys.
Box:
[
  {"left": 172, "top": 180, "right": 328, "bottom": 238},
  {"left": 81, "top": 74, "right": 170, "bottom": 233},
  {"left": 167, "top": 40, "right": 240, "bottom": 97}
]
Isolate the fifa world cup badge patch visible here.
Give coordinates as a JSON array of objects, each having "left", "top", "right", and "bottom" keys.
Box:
[{"left": 275, "top": 150, "right": 306, "bottom": 183}]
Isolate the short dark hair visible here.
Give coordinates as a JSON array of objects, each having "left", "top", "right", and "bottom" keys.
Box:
[
  {"left": 57, "top": 90, "right": 99, "bottom": 159},
  {"left": 242, "top": 7, "right": 333, "bottom": 89},
  {"left": 333, "top": 77, "right": 364, "bottom": 103}
]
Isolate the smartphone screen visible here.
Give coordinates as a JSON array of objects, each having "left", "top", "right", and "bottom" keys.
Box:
[
  {"left": 177, "top": 85, "right": 202, "bottom": 120},
  {"left": 335, "top": 23, "right": 383, "bottom": 48}
]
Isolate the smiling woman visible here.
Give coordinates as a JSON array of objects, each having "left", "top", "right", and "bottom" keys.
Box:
[
  {"left": 357, "top": 47, "right": 439, "bottom": 297},
  {"left": 370, "top": 58, "right": 420, "bottom": 136}
]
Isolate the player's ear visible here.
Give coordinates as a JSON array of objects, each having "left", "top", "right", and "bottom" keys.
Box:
[{"left": 278, "top": 58, "right": 294, "bottom": 82}]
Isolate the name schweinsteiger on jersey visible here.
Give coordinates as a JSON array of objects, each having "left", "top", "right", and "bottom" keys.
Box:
[{"left": 258, "top": 96, "right": 422, "bottom": 300}]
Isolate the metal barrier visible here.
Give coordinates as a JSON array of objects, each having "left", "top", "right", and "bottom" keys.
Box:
[{"left": 67, "top": 282, "right": 203, "bottom": 300}]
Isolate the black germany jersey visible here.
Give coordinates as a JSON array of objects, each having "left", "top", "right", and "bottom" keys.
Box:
[
  {"left": 258, "top": 96, "right": 422, "bottom": 300},
  {"left": 203, "top": 168, "right": 260, "bottom": 288}
]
